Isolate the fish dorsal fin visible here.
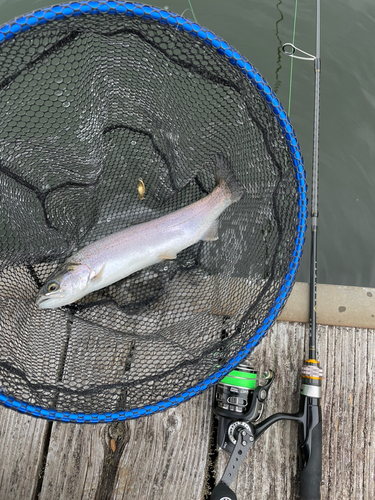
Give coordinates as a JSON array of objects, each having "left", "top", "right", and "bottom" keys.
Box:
[{"left": 200, "top": 220, "right": 219, "bottom": 242}]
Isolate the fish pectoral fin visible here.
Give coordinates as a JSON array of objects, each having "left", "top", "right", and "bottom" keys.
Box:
[
  {"left": 200, "top": 220, "right": 219, "bottom": 241},
  {"left": 90, "top": 264, "right": 105, "bottom": 281},
  {"left": 159, "top": 250, "right": 177, "bottom": 260}
]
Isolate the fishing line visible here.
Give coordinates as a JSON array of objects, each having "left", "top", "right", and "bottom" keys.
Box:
[
  {"left": 274, "top": 0, "right": 284, "bottom": 94},
  {"left": 184, "top": 0, "right": 198, "bottom": 23},
  {"left": 187, "top": 0, "right": 197, "bottom": 22},
  {"left": 287, "top": 0, "right": 298, "bottom": 116}
]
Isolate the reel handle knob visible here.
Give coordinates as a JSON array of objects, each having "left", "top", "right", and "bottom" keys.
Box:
[{"left": 210, "top": 482, "right": 237, "bottom": 500}]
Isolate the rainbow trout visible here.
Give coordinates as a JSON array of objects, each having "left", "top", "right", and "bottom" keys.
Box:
[{"left": 36, "top": 161, "right": 244, "bottom": 309}]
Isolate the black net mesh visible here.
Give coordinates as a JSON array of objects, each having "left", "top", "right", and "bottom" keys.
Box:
[{"left": 0, "top": 7, "right": 301, "bottom": 417}]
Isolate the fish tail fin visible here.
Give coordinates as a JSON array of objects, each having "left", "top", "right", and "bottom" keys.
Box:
[{"left": 215, "top": 155, "right": 245, "bottom": 203}]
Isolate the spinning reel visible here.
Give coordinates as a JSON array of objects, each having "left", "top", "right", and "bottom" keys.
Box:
[
  {"left": 211, "top": 363, "right": 322, "bottom": 500},
  {"left": 214, "top": 364, "right": 274, "bottom": 455}
]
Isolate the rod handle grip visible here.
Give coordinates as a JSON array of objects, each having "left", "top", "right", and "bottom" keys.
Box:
[{"left": 299, "top": 420, "right": 322, "bottom": 500}]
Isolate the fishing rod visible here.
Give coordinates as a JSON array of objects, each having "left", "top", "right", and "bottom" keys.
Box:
[
  {"left": 283, "top": 1, "right": 323, "bottom": 496},
  {"left": 210, "top": 1, "right": 323, "bottom": 499}
]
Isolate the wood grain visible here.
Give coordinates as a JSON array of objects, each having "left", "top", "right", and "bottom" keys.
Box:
[
  {"left": 38, "top": 390, "right": 212, "bottom": 500},
  {"left": 0, "top": 406, "right": 49, "bottom": 500},
  {"left": 111, "top": 390, "right": 212, "bottom": 500},
  {"left": 319, "top": 325, "right": 375, "bottom": 500},
  {"left": 38, "top": 421, "right": 105, "bottom": 500}
]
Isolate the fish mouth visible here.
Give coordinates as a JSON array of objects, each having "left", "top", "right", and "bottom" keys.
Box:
[
  {"left": 36, "top": 294, "right": 63, "bottom": 308},
  {"left": 36, "top": 295, "right": 51, "bottom": 308}
]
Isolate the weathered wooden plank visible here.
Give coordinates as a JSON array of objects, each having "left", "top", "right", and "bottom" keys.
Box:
[
  {"left": 111, "top": 390, "right": 212, "bottom": 500},
  {"left": 38, "top": 390, "right": 212, "bottom": 500},
  {"left": 215, "top": 322, "right": 375, "bottom": 500},
  {"left": 0, "top": 406, "right": 49, "bottom": 500},
  {"left": 362, "top": 328, "right": 375, "bottom": 500},
  {"left": 319, "top": 325, "right": 375, "bottom": 500},
  {"left": 37, "top": 421, "right": 105, "bottom": 499}
]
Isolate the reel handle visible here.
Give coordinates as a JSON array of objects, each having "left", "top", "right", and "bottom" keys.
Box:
[
  {"left": 299, "top": 420, "right": 322, "bottom": 500},
  {"left": 210, "top": 482, "right": 237, "bottom": 500},
  {"left": 210, "top": 423, "right": 255, "bottom": 500}
]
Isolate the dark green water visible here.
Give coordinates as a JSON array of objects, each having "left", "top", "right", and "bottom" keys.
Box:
[{"left": 1, "top": 0, "right": 374, "bottom": 287}]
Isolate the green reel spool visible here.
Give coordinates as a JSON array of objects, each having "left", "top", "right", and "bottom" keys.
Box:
[{"left": 220, "top": 365, "right": 258, "bottom": 391}]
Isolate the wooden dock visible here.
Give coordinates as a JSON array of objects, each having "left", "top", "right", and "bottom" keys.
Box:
[{"left": 1, "top": 287, "right": 374, "bottom": 499}]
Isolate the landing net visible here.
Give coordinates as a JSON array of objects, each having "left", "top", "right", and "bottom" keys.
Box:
[{"left": 0, "top": 2, "right": 307, "bottom": 422}]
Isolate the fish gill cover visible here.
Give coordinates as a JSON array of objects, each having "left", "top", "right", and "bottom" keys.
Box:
[{"left": 0, "top": 1, "right": 307, "bottom": 422}]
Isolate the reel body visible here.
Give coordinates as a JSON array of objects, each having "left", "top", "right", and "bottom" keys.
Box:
[{"left": 213, "top": 364, "right": 273, "bottom": 454}]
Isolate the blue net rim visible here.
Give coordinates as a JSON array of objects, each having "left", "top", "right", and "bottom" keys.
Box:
[{"left": 0, "top": 1, "right": 308, "bottom": 423}]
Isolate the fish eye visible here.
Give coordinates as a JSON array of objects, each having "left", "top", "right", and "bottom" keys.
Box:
[{"left": 46, "top": 281, "right": 60, "bottom": 293}]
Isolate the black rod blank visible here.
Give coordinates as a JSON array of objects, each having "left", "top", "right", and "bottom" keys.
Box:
[{"left": 309, "top": 0, "right": 321, "bottom": 360}]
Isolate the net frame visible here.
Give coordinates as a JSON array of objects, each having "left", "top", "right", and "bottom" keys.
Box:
[{"left": 0, "top": 1, "right": 308, "bottom": 423}]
